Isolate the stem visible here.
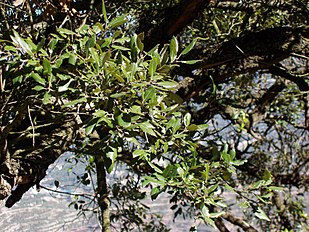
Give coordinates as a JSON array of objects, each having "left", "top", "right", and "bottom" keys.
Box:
[{"left": 95, "top": 154, "right": 111, "bottom": 232}]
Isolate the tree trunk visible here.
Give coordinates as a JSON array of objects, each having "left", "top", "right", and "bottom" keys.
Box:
[{"left": 95, "top": 154, "right": 111, "bottom": 232}]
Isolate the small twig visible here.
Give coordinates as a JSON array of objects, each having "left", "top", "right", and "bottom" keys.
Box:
[
  {"left": 25, "top": 0, "right": 34, "bottom": 33},
  {"left": 59, "top": 15, "right": 70, "bottom": 28},
  {"left": 39, "top": 184, "right": 95, "bottom": 199},
  {"left": 28, "top": 105, "right": 35, "bottom": 146}
]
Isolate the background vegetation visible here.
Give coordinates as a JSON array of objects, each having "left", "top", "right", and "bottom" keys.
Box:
[{"left": 0, "top": 0, "right": 308, "bottom": 231}]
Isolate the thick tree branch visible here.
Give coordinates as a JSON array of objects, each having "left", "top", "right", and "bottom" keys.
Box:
[
  {"left": 222, "top": 213, "right": 258, "bottom": 232},
  {"left": 268, "top": 65, "right": 309, "bottom": 91},
  {"left": 177, "top": 26, "right": 308, "bottom": 100},
  {"left": 214, "top": 0, "right": 309, "bottom": 18},
  {"left": 214, "top": 217, "right": 230, "bottom": 232},
  {"left": 0, "top": 115, "right": 78, "bottom": 207},
  {"left": 141, "top": 0, "right": 210, "bottom": 50}
]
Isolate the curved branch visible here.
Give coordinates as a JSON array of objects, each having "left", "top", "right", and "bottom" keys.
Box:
[
  {"left": 140, "top": 0, "right": 210, "bottom": 50},
  {"left": 177, "top": 26, "right": 308, "bottom": 100},
  {"left": 222, "top": 213, "right": 258, "bottom": 232},
  {"left": 268, "top": 65, "right": 309, "bottom": 91}
]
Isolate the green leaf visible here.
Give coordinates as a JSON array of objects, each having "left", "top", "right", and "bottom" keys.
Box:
[
  {"left": 11, "top": 30, "right": 33, "bottom": 55},
  {"left": 139, "top": 121, "right": 157, "bottom": 137},
  {"left": 33, "top": 85, "right": 45, "bottom": 91},
  {"left": 62, "top": 98, "right": 87, "bottom": 107},
  {"left": 187, "top": 123, "right": 208, "bottom": 131},
  {"left": 133, "top": 150, "right": 149, "bottom": 159},
  {"left": 166, "top": 117, "right": 181, "bottom": 133},
  {"left": 58, "top": 79, "right": 73, "bottom": 92},
  {"left": 109, "top": 15, "right": 127, "bottom": 28},
  {"left": 148, "top": 59, "right": 157, "bottom": 77},
  {"left": 263, "top": 169, "right": 272, "bottom": 181},
  {"left": 93, "top": 110, "right": 107, "bottom": 118},
  {"left": 131, "top": 105, "right": 144, "bottom": 116},
  {"left": 95, "top": 110, "right": 113, "bottom": 128},
  {"left": 150, "top": 186, "right": 162, "bottom": 200},
  {"left": 57, "top": 28, "right": 75, "bottom": 37},
  {"left": 136, "top": 33, "right": 144, "bottom": 52},
  {"left": 144, "top": 87, "right": 156, "bottom": 102},
  {"left": 110, "top": 92, "right": 127, "bottom": 98},
  {"left": 42, "top": 92, "right": 51, "bottom": 105},
  {"left": 102, "top": 0, "right": 107, "bottom": 22},
  {"left": 197, "top": 124, "right": 209, "bottom": 130},
  {"left": 90, "top": 47, "right": 100, "bottom": 67},
  {"left": 106, "top": 147, "right": 117, "bottom": 173},
  {"left": 177, "top": 167, "right": 184, "bottom": 176},
  {"left": 111, "top": 45, "right": 130, "bottom": 51},
  {"left": 69, "top": 53, "right": 77, "bottom": 65},
  {"left": 255, "top": 207, "right": 270, "bottom": 221},
  {"left": 48, "top": 38, "right": 58, "bottom": 53},
  {"left": 102, "top": 51, "right": 111, "bottom": 64},
  {"left": 184, "top": 112, "right": 191, "bottom": 127},
  {"left": 148, "top": 162, "right": 163, "bottom": 174},
  {"left": 202, "top": 163, "right": 210, "bottom": 182},
  {"left": 221, "top": 150, "right": 230, "bottom": 163},
  {"left": 252, "top": 180, "right": 264, "bottom": 189},
  {"left": 187, "top": 124, "right": 198, "bottom": 131},
  {"left": 208, "top": 183, "right": 219, "bottom": 194},
  {"left": 209, "top": 212, "right": 225, "bottom": 218},
  {"left": 230, "top": 159, "right": 247, "bottom": 166},
  {"left": 30, "top": 72, "right": 46, "bottom": 85},
  {"left": 43, "top": 58, "right": 52, "bottom": 75},
  {"left": 4, "top": 45, "right": 17, "bottom": 53},
  {"left": 163, "top": 164, "right": 178, "bottom": 178},
  {"left": 268, "top": 186, "right": 284, "bottom": 192},
  {"left": 179, "top": 60, "right": 201, "bottom": 65},
  {"left": 85, "top": 123, "right": 96, "bottom": 135},
  {"left": 229, "top": 149, "right": 236, "bottom": 161},
  {"left": 157, "top": 81, "right": 178, "bottom": 89},
  {"left": 180, "top": 38, "right": 197, "bottom": 56},
  {"left": 116, "top": 113, "right": 131, "bottom": 128},
  {"left": 170, "top": 36, "right": 178, "bottom": 62}
]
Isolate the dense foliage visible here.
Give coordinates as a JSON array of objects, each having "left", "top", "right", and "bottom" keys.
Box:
[{"left": 0, "top": 0, "right": 308, "bottom": 231}]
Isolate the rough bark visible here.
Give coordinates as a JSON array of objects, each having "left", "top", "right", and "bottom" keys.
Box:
[
  {"left": 222, "top": 213, "right": 258, "bottom": 232},
  {"left": 95, "top": 154, "right": 111, "bottom": 232},
  {"left": 177, "top": 26, "right": 308, "bottom": 100},
  {"left": 0, "top": 111, "right": 78, "bottom": 207},
  {"left": 140, "top": 0, "right": 210, "bottom": 50}
]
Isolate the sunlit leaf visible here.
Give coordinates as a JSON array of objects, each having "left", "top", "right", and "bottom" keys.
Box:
[
  {"left": 184, "top": 112, "right": 191, "bottom": 127},
  {"left": 30, "top": 72, "right": 46, "bottom": 85},
  {"left": 139, "top": 121, "right": 157, "bottom": 137},
  {"left": 170, "top": 36, "right": 178, "bottom": 62},
  {"left": 62, "top": 98, "right": 87, "bottom": 107},
  {"left": 157, "top": 81, "right": 178, "bottom": 89},
  {"left": 58, "top": 79, "right": 73, "bottom": 92},
  {"left": 11, "top": 30, "right": 33, "bottom": 55},
  {"left": 109, "top": 15, "right": 127, "bottom": 28},
  {"left": 180, "top": 38, "right": 197, "bottom": 56},
  {"left": 255, "top": 207, "right": 270, "bottom": 221}
]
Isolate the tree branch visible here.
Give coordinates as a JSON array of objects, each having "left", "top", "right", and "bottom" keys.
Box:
[
  {"left": 268, "top": 65, "right": 309, "bottom": 91},
  {"left": 222, "top": 213, "right": 258, "bottom": 232},
  {"left": 177, "top": 26, "right": 308, "bottom": 100},
  {"left": 141, "top": 0, "right": 210, "bottom": 50}
]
